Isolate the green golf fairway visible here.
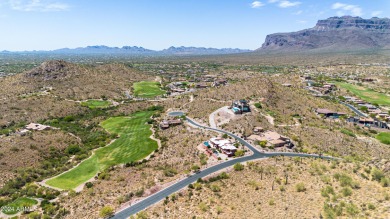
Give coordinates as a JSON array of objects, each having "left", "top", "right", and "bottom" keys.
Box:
[
  {"left": 1, "top": 197, "right": 38, "bottom": 215},
  {"left": 46, "top": 111, "right": 158, "bottom": 190},
  {"left": 336, "top": 82, "right": 390, "bottom": 106},
  {"left": 133, "top": 81, "right": 166, "bottom": 98},
  {"left": 81, "top": 100, "right": 111, "bottom": 109}
]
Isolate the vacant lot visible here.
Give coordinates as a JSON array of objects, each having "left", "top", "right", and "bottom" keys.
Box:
[
  {"left": 1, "top": 197, "right": 38, "bottom": 215},
  {"left": 336, "top": 82, "right": 390, "bottom": 106},
  {"left": 46, "top": 111, "right": 158, "bottom": 190},
  {"left": 133, "top": 81, "right": 165, "bottom": 98},
  {"left": 81, "top": 100, "right": 111, "bottom": 109}
]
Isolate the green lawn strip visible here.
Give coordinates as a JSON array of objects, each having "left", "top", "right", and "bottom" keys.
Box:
[
  {"left": 335, "top": 82, "right": 390, "bottom": 106},
  {"left": 81, "top": 100, "right": 111, "bottom": 109},
  {"left": 1, "top": 197, "right": 38, "bottom": 215},
  {"left": 377, "top": 132, "right": 390, "bottom": 145},
  {"left": 45, "top": 111, "right": 158, "bottom": 190},
  {"left": 133, "top": 81, "right": 166, "bottom": 98}
]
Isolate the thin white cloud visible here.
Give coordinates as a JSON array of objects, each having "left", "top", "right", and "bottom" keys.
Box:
[
  {"left": 293, "top": 10, "right": 303, "bottom": 15},
  {"left": 296, "top": 20, "right": 307, "bottom": 24},
  {"left": 371, "top": 11, "right": 382, "bottom": 17},
  {"left": 251, "top": 1, "right": 265, "bottom": 8},
  {"left": 268, "top": 0, "right": 279, "bottom": 3},
  {"left": 278, "top": 1, "right": 301, "bottom": 8},
  {"left": 332, "top": 2, "right": 362, "bottom": 16},
  {"left": 8, "top": 0, "right": 69, "bottom": 12}
]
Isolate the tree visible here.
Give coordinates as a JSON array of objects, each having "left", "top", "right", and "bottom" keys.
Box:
[
  {"left": 99, "top": 206, "right": 114, "bottom": 218},
  {"left": 359, "top": 106, "right": 368, "bottom": 113},
  {"left": 254, "top": 102, "right": 262, "bottom": 109},
  {"left": 65, "top": 145, "right": 81, "bottom": 155}
]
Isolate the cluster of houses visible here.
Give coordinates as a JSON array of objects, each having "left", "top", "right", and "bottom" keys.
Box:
[
  {"left": 159, "top": 119, "right": 183, "bottom": 129},
  {"left": 343, "top": 96, "right": 390, "bottom": 129},
  {"left": 166, "top": 77, "right": 228, "bottom": 95},
  {"left": 305, "top": 81, "right": 337, "bottom": 96},
  {"left": 247, "top": 127, "right": 294, "bottom": 148},
  {"left": 231, "top": 99, "right": 251, "bottom": 114},
  {"left": 204, "top": 137, "right": 238, "bottom": 157}
]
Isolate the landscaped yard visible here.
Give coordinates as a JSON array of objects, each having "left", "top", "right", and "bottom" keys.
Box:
[
  {"left": 45, "top": 111, "right": 158, "bottom": 190},
  {"left": 336, "top": 82, "right": 390, "bottom": 106},
  {"left": 1, "top": 197, "right": 38, "bottom": 215},
  {"left": 133, "top": 81, "right": 166, "bottom": 98},
  {"left": 377, "top": 132, "right": 390, "bottom": 145},
  {"left": 81, "top": 100, "right": 111, "bottom": 109}
]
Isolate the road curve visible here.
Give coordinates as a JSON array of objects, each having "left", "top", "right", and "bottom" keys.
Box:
[
  {"left": 340, "top": 102, "right": 367, "bottom": 117},
  {"left": 112, "top": 117, "right": 335, "bottom": 219}
]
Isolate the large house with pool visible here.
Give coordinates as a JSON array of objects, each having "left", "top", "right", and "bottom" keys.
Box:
[
  {"left": 231, "top": 99, "right": 250, "bottom": 114},
  {"left": 208, "top": 137, "right": 237, "bottom": 157}
]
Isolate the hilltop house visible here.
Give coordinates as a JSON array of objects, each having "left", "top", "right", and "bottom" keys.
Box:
[
  {"left": 159, "top": 119, "right": 182, "bottom": 129},
  {"left": 248, "top": 131, "right": 293, "bottom": 148},
  {"left": 231, "top": 99, "right": 250, "bottom": 114},
  {"left": 212, "top": 79, "right": 228, "bottom": 87},
  {"left": 316, "top": 108, "right": 347, "bottom": 118},
  {"left": 209, "top": 137, "right": 237, "bottom": 157}
]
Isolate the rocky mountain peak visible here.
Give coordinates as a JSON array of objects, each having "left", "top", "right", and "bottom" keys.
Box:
[
  {"left": 313, "top": 16, "right": 390, "bottom": 31},
  {"left": 260, "top": 16, "right": 390, "bottom": 51},
  {"left": 25, "top": 60, "right": 71, "bottom": 80}
]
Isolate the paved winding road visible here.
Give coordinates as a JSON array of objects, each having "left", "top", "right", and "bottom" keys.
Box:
[
  {"left": 112, "top": 117, "right": 335, "bottom": 219},
  {"left": 341, "top": 102, "right": 367, "bottom": 117}
]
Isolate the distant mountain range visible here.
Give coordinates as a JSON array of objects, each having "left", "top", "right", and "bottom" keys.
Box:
[
  {"left": 1, "top": 46, "right": 251, "bottom": 56},
  {"left": 259, "top": 16, "right": 390, "bottom": 51}
]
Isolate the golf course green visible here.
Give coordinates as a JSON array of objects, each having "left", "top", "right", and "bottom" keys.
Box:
[
  {"left": 45, "top": 111, "right": 158, "bottom": 190},
  {"left": 133, "top": 81, "right": 166, "bottom": 98},
  {"left": 81, "top": 100, "right": 112, "bottom": 109},
  {"left": 336, "top": 82, "right": 390, "bottom": 106},
  {"left": 1, "top": 197, "right": 38, "bottom": 215}
]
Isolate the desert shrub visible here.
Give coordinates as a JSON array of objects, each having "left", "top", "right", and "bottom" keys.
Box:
[
  {"left": 254, "top": 102, "right": 262, "bottom": 109},
  {"left": 371, "top": 168, "right": 385, "bottom": 182},
  {"left": 135, "top": 188, "right": 144, "bottom": 197},
  {"left": 193, "top": 182, "right": 202, "bottom": 190},
  {"left": 99, "top": 206, "right": 114, "bottom": 219},
  {"left": 321, "top": 185, "right": 335, "bottom": 198},
  {"left": 163, "top": 167, "right": 177, "bottom": 177},
  {"left": 341, "top": 187, "right": 352, "bottom": 197},
  {"left": 234, "top": 150, "right": 245, "bottom": 157},
  {"left": 198, "top": 202, "right": 209, "bottom": 212},
  {"left": 340, "top": 129, "right": 356, "bottom": 137},
  {"left": 85, "top": 182, "right": 93, "bottom": 188},
  {"left": 381, "top": 177, "right": 390, "bottom": 187},
  {"left": 345, "top": 203, "right": 359, "bottom": 216},
  {"left": 135, "top": 211, "right": 148, "bottom": 219},
  {"left": 367, "top": 203, "right": 376, "bottom": 210},
  {"left": 210, "top": 184, "right": 221, "bottom": 192},
  {"left": 295, "top": 183, "right": 306, "bottom": 192},
  {"left": 233, "top": 163, "right": 244, "bottom": 171}
]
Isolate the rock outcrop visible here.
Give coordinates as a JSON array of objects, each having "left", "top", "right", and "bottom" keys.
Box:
[
  {"left": 25, "top": 60, "right": 71, "bottom": 80},
  {"left": 259, "top": 16, "right": 390, "bottom": 51}
]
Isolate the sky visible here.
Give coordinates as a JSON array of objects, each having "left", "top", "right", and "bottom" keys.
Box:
[{"left": 0, "top": 0, "right": 389, "bottom": 51}]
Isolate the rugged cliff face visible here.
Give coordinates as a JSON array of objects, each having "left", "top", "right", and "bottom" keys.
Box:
[{"left": 260, "top": 16, "right": 390, "bottom": 51}]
